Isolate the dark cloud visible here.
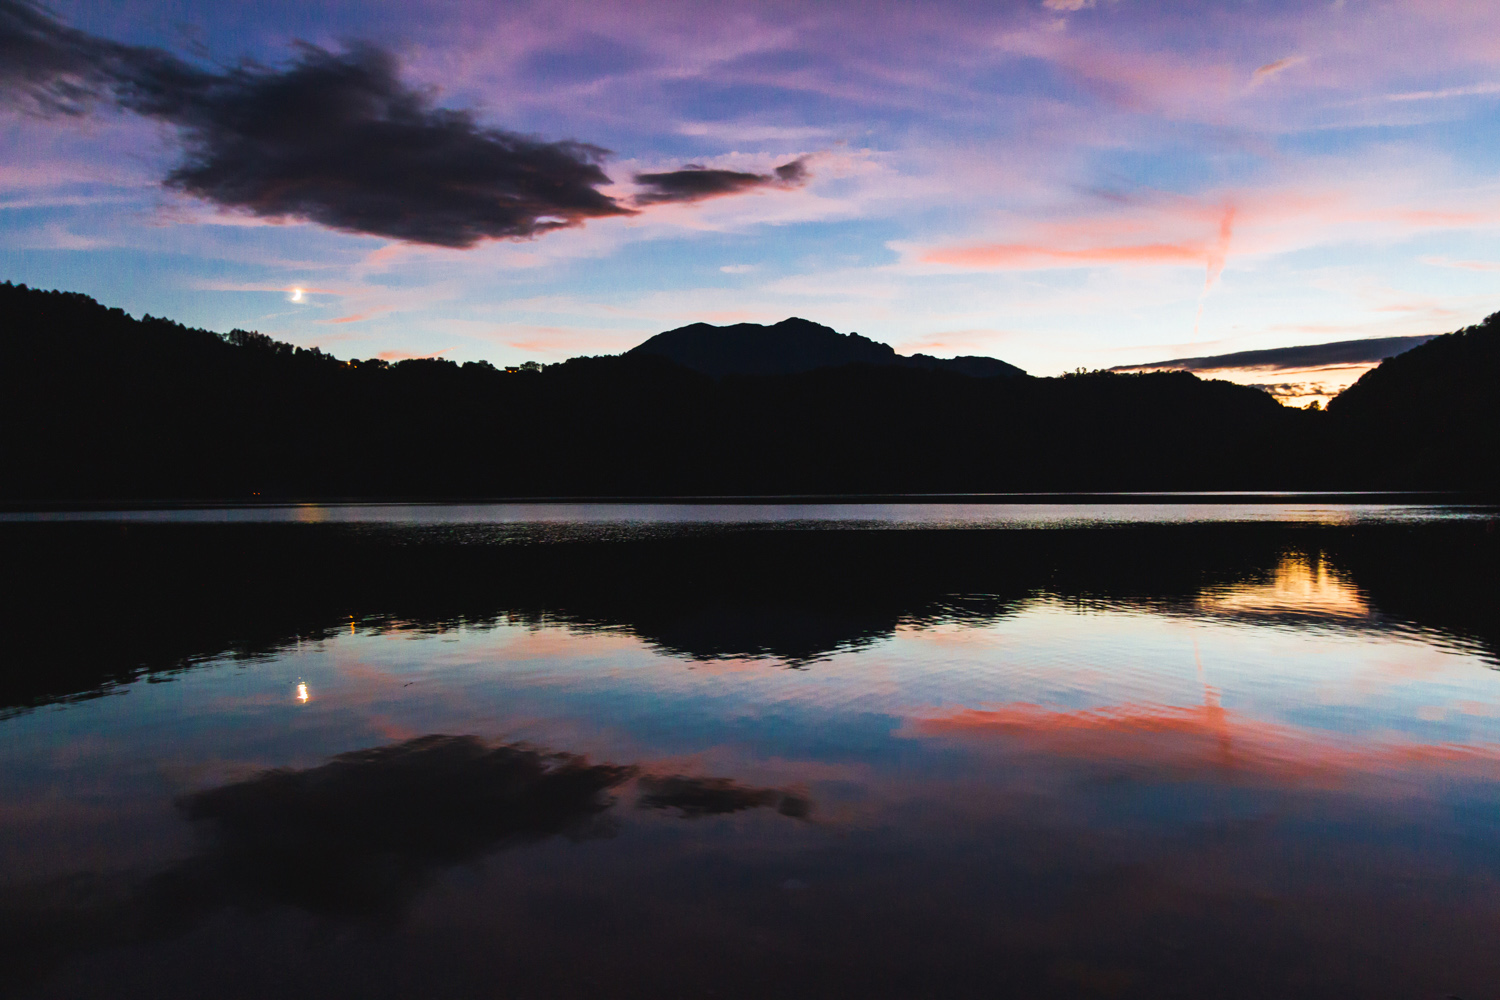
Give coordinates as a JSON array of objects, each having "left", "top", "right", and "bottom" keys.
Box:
[
  {"left": 0, "top": 0, "right": 150, "bottom": 114},
  {"left": 637, "top": 774, "right": 811, "bottom": 819},
  {"left": 0, "top": 1, "right": 635, "bottom": 246},
  {"left": 152, "top": 46, "right": 636, "bottom": 247},
  {"left": 1112, "top": 335, "right": 1436, "bottom": 374},
  {"left": 633, "top": 156, "right": 810, "bottom": 206},
  {"left": 773, "top": 158, "right": 810, "bottom": 184}
]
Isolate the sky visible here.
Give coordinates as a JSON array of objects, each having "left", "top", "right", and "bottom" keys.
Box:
[{"left": 2, "top": 0, "right": 1499, "bottom": 384}]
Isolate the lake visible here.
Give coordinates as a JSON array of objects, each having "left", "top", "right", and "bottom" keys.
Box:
[{"left": 2, "top": 503, "right": 1498, "bottom": 999}]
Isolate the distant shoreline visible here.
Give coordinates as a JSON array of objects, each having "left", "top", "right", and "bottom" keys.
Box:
[{"left": 3, "top": 491, "right": 1496, "bottom": 514}]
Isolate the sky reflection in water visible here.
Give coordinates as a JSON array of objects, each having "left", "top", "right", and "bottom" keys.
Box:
[
  {"left": 3, "top": 498, "right": 1494, "bottom": 527},
  {"left": 1, "top": 516, "right": 1498, "bottom": 999}
]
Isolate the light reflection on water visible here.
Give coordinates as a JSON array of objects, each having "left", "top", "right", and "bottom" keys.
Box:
[
  {"left": 1197, "top": 553, "right": 1371, "bottom": 621},
  {"left": 1, "top": 525, "right": 1498, "bottom": 998}
]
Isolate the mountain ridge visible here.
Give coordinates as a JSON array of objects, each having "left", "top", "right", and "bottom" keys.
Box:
[{"left": 626, "top": 317, "right": 1027, "bottom": 379}]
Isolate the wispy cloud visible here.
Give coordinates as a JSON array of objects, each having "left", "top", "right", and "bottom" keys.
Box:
[
  {"left": 376, "top": 347, "right": 450, "bottom": 361},
  {"left": 919, "top": 197, "right": 1239, "bottom": 274},
  {"left": 1385, "top": 82, "right": 1500, "bottom": 102},
  {"left": 1250, "top": 55, "right": 1305, "bottom": 86},
  {"left": 1421, "top": 255, "right": 1500, "bottom": 272},
  {"left": 922, "top": 241, "right": 1206, "bottom": 268},
  {"left": 914, "top": 175, "right": 1500, "bottom": 279},
  {"left": 1194, "top": 203, "right": 1236, "bottom": 336}
]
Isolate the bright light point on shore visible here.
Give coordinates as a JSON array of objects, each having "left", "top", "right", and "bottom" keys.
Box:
[
  {"left": 289, "top": 288, "right": 304, "bottom": 303},
  {"left": 296, "top": 682, "right": 309, "bottom": 702}
]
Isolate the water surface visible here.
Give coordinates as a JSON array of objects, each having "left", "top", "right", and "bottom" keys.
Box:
[
  {"left": 2, "top": 511, "right": 1497, "bottom": 998},
  {"left": 3, "top": 494, "right": 1492, "bottom": 527}
]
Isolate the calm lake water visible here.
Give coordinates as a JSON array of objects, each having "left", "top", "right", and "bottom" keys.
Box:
[
  {"left": 2, "top": 495, "right": 1491, "bottom": 526},
  {"left": 2, "top": 505, "right": 1498, "bottom": 998}
]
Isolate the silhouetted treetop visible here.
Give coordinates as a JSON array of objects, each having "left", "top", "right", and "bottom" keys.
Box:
[
  {"left": 1323, "top": 310, "right": 1499, "bottom": 488},
  {"left": 1329, "top": 310, "right": 1499, "bottom": 421}
]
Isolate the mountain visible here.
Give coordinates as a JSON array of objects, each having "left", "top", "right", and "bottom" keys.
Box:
[{"left": 626, "top": 317, "right": 1027, "bottom": 378}]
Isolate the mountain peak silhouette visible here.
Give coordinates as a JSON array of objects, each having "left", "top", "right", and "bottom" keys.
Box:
[{"left": 626, "top": 317, "right": 1027, "bottom": 378}]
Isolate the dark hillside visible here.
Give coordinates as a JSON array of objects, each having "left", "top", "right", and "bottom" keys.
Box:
[
  {"left": 1327, "top": 311, "right": 1500, "bottom": 488},
  {"left": 0, "top": 281, "right": 1342, "bottom": 499}
]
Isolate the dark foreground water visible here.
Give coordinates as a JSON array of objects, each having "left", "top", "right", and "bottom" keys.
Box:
[{"left": 2, "top": 505, "right": 1498, "bottom": 999}]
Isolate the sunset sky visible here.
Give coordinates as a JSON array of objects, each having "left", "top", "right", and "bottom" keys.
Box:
[{"left": 2, "top": 0, "right": 1498, "bottom": 378}]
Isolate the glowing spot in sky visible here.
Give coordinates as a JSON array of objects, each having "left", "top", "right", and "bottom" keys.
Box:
[
  {"left": 289, "top": 287, "right": 305, "bottom": 303},
  {"left": 296, "top": 682, "right": 309, "bottom": 703}
]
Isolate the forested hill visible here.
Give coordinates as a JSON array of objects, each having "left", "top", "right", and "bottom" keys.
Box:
[
  {"left": 0, "top": 281, "right": 1491, "bottom": 499},
  {"left": 1326, "top": 310, "right": 1499, "bottom": 487}
]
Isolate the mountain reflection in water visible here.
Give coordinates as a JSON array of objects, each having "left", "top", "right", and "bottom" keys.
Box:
[
  {"left": 1, "top": 515, "right": 1498, "bottom": 998},
  {"left": 2, "top": 519, "right": 1496, "bottom": 711}
]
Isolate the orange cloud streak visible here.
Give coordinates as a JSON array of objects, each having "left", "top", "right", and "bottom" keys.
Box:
[
  {"left": 1204, "top": 204, "right": 1236, "bottom": 288},
  {"left": 923, "top": 241, "right": 1209, "bottom": 268},
  {"left": 916, "top": 181, "right": 1500, "bottom": 285},
  {"left": 1250, "top": 55, "right": 1305, "bottom": 85},
  {"left": 375, "top": 347, "right": 451, "bottom": 361},
  {"left": 1194, "top": 202, "right": 1237, "bottom": 337}
]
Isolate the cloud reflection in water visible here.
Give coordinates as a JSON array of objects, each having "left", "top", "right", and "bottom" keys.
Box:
[{"left": 0, "top": 734, "right": 816, "bottom": 994}]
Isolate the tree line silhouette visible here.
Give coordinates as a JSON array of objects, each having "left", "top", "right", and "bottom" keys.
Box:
[{"left": 1, "top": 281, "right": 1494, "bottom": 499}]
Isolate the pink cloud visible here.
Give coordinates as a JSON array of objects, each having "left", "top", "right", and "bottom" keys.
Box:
[
  {"left": 1203, "top": 203, "right": 1236, "bottom": 288},
  {"left": 375, "top": 347, "right": 451, "bottom": 361},
  {"left": 492, "top": 324, "right": 651, "bottom": 358},
  {"left": 922, "top": 199, "right": 1240, "bottom": 277},
  {"left": 916, "top": 181, "right": 1500, "bottom": 279},
  {"left": 1250, "top": 55, "right": 1305, "bottom": 85},
  {"left": 1194, "top": 203, "right": 1236, "bottom": 335},
  {"left": 893, "top": 328, "right": 1020, "bottom": 355},
  {"left": 923, "top": 241, "right": 1208, "bottom": 268}
]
